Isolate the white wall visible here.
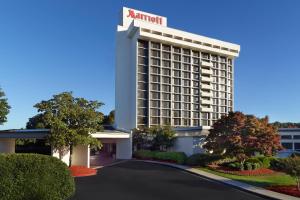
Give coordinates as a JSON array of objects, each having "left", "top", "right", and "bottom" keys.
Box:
[
  {"left": 52, "top": 148, "right": 70, "bottom": 166},
  {"left": 116, "top": 138, "right": 132, "bottom": 159},
  {"left": 72, "top": 145, "right": 90, "bottom": 168},
  {"left": 0, "top": 138, "right": 15, "bottom": 153}
]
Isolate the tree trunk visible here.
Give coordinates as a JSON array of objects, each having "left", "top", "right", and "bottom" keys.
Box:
[
  {"left": 69, "top": 145, "right": 73, "bottom": 167},
  {"left": 297, "top": 178, "right": 300, "bottom": 191}
]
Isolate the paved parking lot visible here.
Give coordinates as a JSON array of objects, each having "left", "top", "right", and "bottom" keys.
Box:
[{"left": 71, "top": 161, "right": 268, "bottom": 200}]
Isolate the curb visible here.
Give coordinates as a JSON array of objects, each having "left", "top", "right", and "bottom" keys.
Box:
[{"left": 134, "top": 159, "right": 300, "bottom": 200}]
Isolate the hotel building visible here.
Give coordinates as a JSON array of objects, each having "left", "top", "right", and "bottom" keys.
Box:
[{"left": 115, "top": 7, "right": 240, "bottom": 155}]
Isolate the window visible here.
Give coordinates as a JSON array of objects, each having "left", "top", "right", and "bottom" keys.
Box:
[
  {"left": 193, "top": 74, "right": 199, "bottom": 80},
  {"left": 193, "top": 89, "right": 199, "bottom": 95},
  {"left": 151, "top": 75, "right": 160, "bottom": 82},
  {"left": 138, "top": 91, "right": 147, "bottom": 99},
  {"left": 294, "top": 143, "right": 300, "bottom": 150},
  {"left": 138, "top": 82, "right": 147, "bottom": 90},
  {"left": 173, "top": 54, "right": 181, "bottom": 61},
  {"left": 173, "top": 110, "right": 181, "bottom": 118},
  {"left": 183, "top": 95, "right": 190, "bottom": 102},
  {"left": 281, "top": 135, "right": 292, "bottom": 139},
  {"left": 151, "top": 100, "right": 160, "bottom": 108},
  {"left": 151, "top": 50, "right": 160, "bottom": 58},
  {"left": 138, "top": 40, "right": 148, "bottom": 48},
  {"left": 162, "top": 93, "right": 171, "bottom": 100},
  {"left": 150, "top": 109, "right": 160, "bottom": 116},
  {"left": 138, "top": 116, "right": 147, "bottom": 124},
  {"left": 151, "top": 117, "right": 160, "bottom": 124},
  {"left": 173, "top": 78, "right": 181, "bottom": 85},
  {"left": 173, "top": 47, "right": 181, "bottom": 53},
  {"left": 193, "top": 104, "right": 199, "bottom": 110},
  {"left": 151, "top": 58, "right": 160, "bottom": 66},
  {"left": 151, "top": 42, "right": 160, "bottom": 49},
  {"left": 162, "top": 60, "right": 171, "bottom": 68},
  {"left": 162, "top": 44, "right": 171, "bottom": 51},
  {"left": 162, "top": 118, "right": 171, "bottom": 124},
  {"left": 282, "top": 143, "right": 293, "bottom": 150},
  {"left": 183, "top": 80, "right": 190, "bottom": 87},
  {"left": 173, "top": 70, "right": 181, "bottom": 77},
  {"left": 151, "top": 92, "right": 160, "bottom": 99},
  {"left": 138, "top": 65, "right": 148, "bottom": 74},
  {"left": 193, "top": 58, "right": 199, "bottom": 64},
  {"left": 184, "top": 103, "right": 190, "bottom": 110},
  {"left": 193, "top": 112, "right": 199, "bottom": 118},
  {"left": 138, "top": 57, "right": 148, "bottom": 65},
  {"left": 138, "top": 99, "right": 147, "bottom": 107},
  {"left": 193, "top": 66, "right": 199, "bottom": 72},
  {"left": 162, "top": 85, "right": 170, "bottom": 92},
  {"left": 138, "top": 48, "right": 148, "bottom": 56},
  {"left": 174, "top": 86, "right": 181, "bottom": 93},
  {"left": 193, "top": 97, "right": 199, "bottom": 103},
  {"left": 151, "top": 67, "right": 160, "bottom": 74},
  {"left": 174, "top": 102, "right": 181, "bottom": 109},
  {"left": 162, "top": 77, "right": 170, "bottom": 84},
  {"left": 162, "top": 101, "right": 171, "bottom": 108},
  {"left": 162, "top": 109, "right": 171, "bottom": 116},
  {"left": 173, "top": 62, "right": 181, "bottom": 69},
  {"left": 151, "top": 83, "right": 160, "bottom": 91},
  {"left": 294, "top": 135, "right": 300, "bottom": 139},
  {"left": 192, "top": 51, "right": 199, "bottom": 57},
  {"left": 193, "top": 119, "right": 199, "bottom": 126},
  {"left": 183, "top": 49, "right": 190, "bottom": 55},
  {"left": 183, "top": 72, "right": 190, "bottom": 78},
  {"left": 138, "top": 108, "right": 147, "bottom": 116},
  {"left": 162, "top": 68, "right": 171, "bottom": 76},
  {"left": 183, "top": 64, "right": 190, "bottom": 71},
  {"left": 183, "top": 87, "right": 190, "bottom": 94},
  {"left": 183, "top": 56, "right": 190, "bottom": 63},
  {"left": 174, "top": 94, "right": 181, "bottom": 101},
  {"left": 162, "top": 52, "right": 170, "bottom": 59}
]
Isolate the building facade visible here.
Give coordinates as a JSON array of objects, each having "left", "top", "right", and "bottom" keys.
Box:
[
  {"left": 279, "top": 128, "right": 300, "bottom": 152},
  {"left": 115, "top": 7, "right": 240, "bottom": 132},
  {"left": 115, "top": 7, "right": 240, "bottom": 155}
]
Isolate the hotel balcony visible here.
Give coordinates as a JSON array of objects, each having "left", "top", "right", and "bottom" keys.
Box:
[
  {"left": 201, "top": 68, "right": 213, "bottom": 75},
  {"left": 201, "top": 84, "right": 212, "bottom": 90},
  {"left": 201, "top": 99, "right": 213, "bottom": 105},
  {"left": 201, "top": 61, "right": 213, "bottom": 67},
  {"left": 201, "top": 76, "right": 213, "bottom": 83},
  {"left": 201, "top": 91, "right": 213, "bottom": 97},
  {"left": 201, "top": 107, "right": 213, "bottom": 112}
]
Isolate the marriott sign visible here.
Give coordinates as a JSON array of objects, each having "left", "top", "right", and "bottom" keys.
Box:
[{"left": 121, "top": 7, "right": 167, "bottom": 27}]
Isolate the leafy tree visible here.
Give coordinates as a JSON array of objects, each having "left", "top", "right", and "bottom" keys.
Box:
[
  {"left": 204, "top": 112, "right": 282, "bottom": 167},
  {"left": 149, "top": 125, "right": 175, "bottom": 151},
  {"left": 102, "top": 110, "right": 115, "bottom": 125},
  {"left": 132, "top": 125, "right": 176, "bottom": 151},
  {"left": 34, "top": 92, "right": 103, "bottom": 166},
  {"left": 0, "top": 87, "right": 10, "bottom": 125},
  {"left": 26, "top": 113, "right": 48, "bottom": 129},
  {"left": 282, "top": 157, "right": 300, "bottom": 191}
]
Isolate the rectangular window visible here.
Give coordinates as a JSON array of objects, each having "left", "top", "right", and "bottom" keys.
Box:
[
  {"left": 282, "top": 143, "right": 293, "bottom": 150},
  {"left": 281, "top": 135, "right": 292, "bottom": 139},
  {"left": 151, "top": 50, "right": 160, "bottom": 58},
  {"left": 162, "top": 77, "right": 171, "bottom": 84},
  {"left": 173, "top": 94, "right": 181, "bottom": 101},
  {"left": 183, "top": 64, "right": 190, "bottom": 71},
  {"left": 173, "top": 62, "right": 181, "bottom": 69},
  {"left": 150, "top": 109, "right": 160, "bottom": 116},
  {"left": 162, "top": 101, "right": 171, "bottom": 108},
  {"left": 162, "top": 110, "right": 171, "bottom": 117},
  {"left": 151, "top": 83, "right": 160, "bottom": 91},
  {"left": 173, "top": 54, "right": 181, "bottom": 61},
  {"left": 162, "top": 52, "right": 171, "bottom": 59},
  {"left": 173, "top": 47, "right": 181, "bottom": 53},
  {"left": 173, "top": 86, "right": 181, "bottom": 93},
  {"left": 151, "top": 75, "right": 160, "bottom": 82},
  {"left": 151, "top": 67, "right": 160, "bottom": 74},
  {"left": 162, "top": 93, "right": 171, "bottom": 100},
  {"left": 162, "top": 60, "right": 171, "bottom": 68},
  {"left": 162, "top": 85, "right": 170, "bottom": 92},
  {"left": 151, "top": 58, "right": 160, "bottom": 66},
  {"left": 151, "top": 42, "right": 160, "bottom": 49},
  {"left": 151, "top": 92, "right": 160, "bottom": 99},
  {"left": 173, "top": 110, "right": 181, "bottom": 118},
  {"left": 173, "top": 70, "right": 181, "bottom": 77},
  {"left": 151, "top": 100, "right": 160, "bottom": 108},
  {"left": 162, "top": 44, "right": 171, "bottom": 51}
]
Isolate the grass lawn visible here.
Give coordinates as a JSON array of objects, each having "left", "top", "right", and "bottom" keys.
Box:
[{"left": 198, "top": 167, "right": 296, "bottom": 188}]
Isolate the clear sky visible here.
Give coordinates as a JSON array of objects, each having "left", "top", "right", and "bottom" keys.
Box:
[{"left": 0, "top": 0, "right": 299, "bottom": 130}]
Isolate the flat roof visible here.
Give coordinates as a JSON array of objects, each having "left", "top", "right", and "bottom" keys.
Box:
[
  {"left": 279, "top": 128, "right": 300, "bottom": 132},
  {"left": 0, "top": 129, "right": 49, "bottom": 139}
]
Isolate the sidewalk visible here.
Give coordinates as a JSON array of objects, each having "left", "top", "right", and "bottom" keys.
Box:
[{"left": 134, "top": 160, "right": 300, "bottom": 200}]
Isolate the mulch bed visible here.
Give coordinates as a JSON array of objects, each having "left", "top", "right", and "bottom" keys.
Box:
[
  {"left": 69, "top": 166, "right": 97, "bottom": 177},
  {"left": 266, "top": 186, "right": 300, "bottom": 197},
  {"left": 208, "top": 165, "right": 275, "bottom": 176}
]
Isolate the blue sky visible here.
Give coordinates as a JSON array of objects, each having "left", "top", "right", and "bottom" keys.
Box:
[{"left": 0, "top": 0, "right": 299, "bottom": 129}]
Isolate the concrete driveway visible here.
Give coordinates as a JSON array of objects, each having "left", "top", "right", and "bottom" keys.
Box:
[{"left": 71, "top": 160, "right": 269, "bottom": 200}]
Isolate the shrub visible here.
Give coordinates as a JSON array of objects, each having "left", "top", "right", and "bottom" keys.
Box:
[
  {"left": 226, "top": 162, "right": 242, "bottom": 170},
  {"left": 154, "top": 152, "right": 187, "bottom": 164},
  {"left": 257, "top": 156, "right": 272, "bottom": 168},
  {"left": 244, "top": 162, "right": 253, "bottom": 170},
  {"left": 186, "top": 153, "right": 223, "bottom": 166},
  {"left": 133, "top": 150, "right": 155, "bottom": 159},
  {"left": 270, "top": 158, "right": 286, "bottom": 171},
  {"left": 133, "top": 150, "right": 187, "bottom": 164},
  {"left": 0, "top": 153, "right": 75, "bottom": 200}
]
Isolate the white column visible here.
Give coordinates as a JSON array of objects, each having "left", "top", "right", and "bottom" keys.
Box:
[
  {"left": 116, "top": 137, "right": 132, "bottom": 159},
  {"left": 0, "top": 138, "right": 15, "bottom": 153},
  {"left": 51, "top": 147, "right": 70, "bottom": 166},
  {"left": 72, "top": 145, "right": 90, "bottom": 168}
]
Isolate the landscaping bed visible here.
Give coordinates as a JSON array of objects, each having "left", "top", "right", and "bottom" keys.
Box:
[
  {"left": 267, "top": 185, "right": 300, "bottom": 197},
  {"left": 208, "top": 165, "right": 275, "bottom": 176},
  {"left": 69, "top": 166, "right": 97, "bottom": 177}
]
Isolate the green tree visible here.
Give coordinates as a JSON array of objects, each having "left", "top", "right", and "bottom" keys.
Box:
[
  {"left": 26, "top": 113, "right": 48, "bottom": 129},
  {"left": 149, "top": 125, "right": 175, "bottom": 151},
  {"left": 204, "top": 112, "right": 282, "bottom": 168},
  {"left": 102, "top": 110, "right": 115, "bottom": 125},
  {"left": 0, "top": 87, "right": 10, "bottom": 125},
  {"left": 283, "top": 157, "right": 300, "bottom": 191},
  {"left": 34, "top": 92, "right": 103, "bottom": 166}
]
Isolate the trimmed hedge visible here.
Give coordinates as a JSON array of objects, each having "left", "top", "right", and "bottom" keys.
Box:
[
  {"left": 0, "top": 154, "right": 75, "bottom": 200},
  {"left": 186, "top": 153, "right": 223, "bottom": 166},
  {"left": 133, "top": 150, "right": 187, "bottom": 164}
]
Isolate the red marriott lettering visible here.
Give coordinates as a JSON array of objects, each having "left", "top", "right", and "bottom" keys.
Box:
[{"left": 127, "top": 9, "right": 162, "bottom": 25}]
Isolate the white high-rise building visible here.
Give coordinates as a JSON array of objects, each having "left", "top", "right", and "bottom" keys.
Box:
[{"left": 115, "top": 7, "right": 240, "bottom": 155}]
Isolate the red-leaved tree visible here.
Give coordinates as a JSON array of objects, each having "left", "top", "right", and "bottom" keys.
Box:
[{"left": 204, "top": 112, "right": 282, "bottom": 166}]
